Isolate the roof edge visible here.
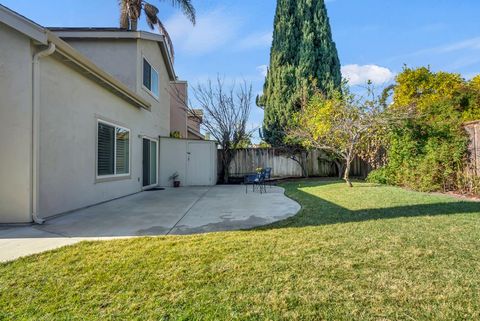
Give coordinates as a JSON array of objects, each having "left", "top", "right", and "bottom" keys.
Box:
[
  {"left": 0, "top": 4, "right": 47, "bottom": 43},
  {"left": 50, "top": 29, "right": 176, "bottom": 81}
]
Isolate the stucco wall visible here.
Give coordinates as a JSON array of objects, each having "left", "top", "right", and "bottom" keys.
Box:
[
  {"left": 0, "top": 30, "right": 174, "bottom": 221},
  {"left": 136, "top": 38, "right": 170, "bottom": 135},
  {"left": 64, "top": 37, "right": 171, "bottom": 138},
  {"left": 63, "top": 39, "right": 138, "bottom": 91},
  {"left": 38, "top": 56, "right": 166, "bottom": 218},
  {"left": 169, "top": 82, "right": 188, "bottom": 137},
  {"left": 159, "top": 139, "right": 188, "bottom": 187},
  {"left": 0, "top": 24, "right": 33, "bottom": 223}
]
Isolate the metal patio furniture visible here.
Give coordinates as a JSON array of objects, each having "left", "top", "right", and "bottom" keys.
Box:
[{"left": 244, "top": 170, "right": 267, "bottom": 194}]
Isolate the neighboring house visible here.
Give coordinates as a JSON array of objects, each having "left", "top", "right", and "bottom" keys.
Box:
[
  {"left": 0, "top": 5, "right": 216, "bottom": 224},
  {"left": 169, "top": 80, "right": 189, "bottom": 138},
  {"left": 187, "top": 109, "right": 205, "bottom": 140},
  {"left": 169, "top": 81, "right": 204, "bottom": 140}
]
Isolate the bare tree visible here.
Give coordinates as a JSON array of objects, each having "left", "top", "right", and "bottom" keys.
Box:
[{"left": 171, "top": 77, "right": 254, "bottom": 183}]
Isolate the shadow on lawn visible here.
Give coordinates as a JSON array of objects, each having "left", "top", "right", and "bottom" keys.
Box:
[{"left": 258, "top": 180, "right": 480, "bottom": 229}]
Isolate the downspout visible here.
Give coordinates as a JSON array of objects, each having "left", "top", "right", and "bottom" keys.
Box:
[{"left": 31, "top": 42, "right": 56, "bottom": 224}]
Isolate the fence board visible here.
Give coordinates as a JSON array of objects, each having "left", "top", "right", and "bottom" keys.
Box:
[{"left": 465, "top": 121, "right": 480, "bottom": 176}]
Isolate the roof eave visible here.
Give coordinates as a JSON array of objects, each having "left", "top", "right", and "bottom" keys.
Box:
[
  {"left": 51, "top": 29, "right": 177, "bottom": 81},
  {"left": 0, "top": 4, "right": 47, "bottom": 44}
]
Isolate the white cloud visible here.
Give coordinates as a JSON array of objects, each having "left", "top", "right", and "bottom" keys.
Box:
[
  {"left": 257, "top": 64, "right": 268, "bottom": 77},
  {"left": 425, "top": 37, "right": 480, "bottom": 54},
  {"left": 388, "top": 37, "right": 480, "bottom": 64},
  {"left": 236, "top": 31, "right": 272, "bottom": 50},
  {"left": 165, "top": 8, "right": 241, "bottom": 55},
  {"left": 341, "top": 64, "right": 395, "bottom": 85}
]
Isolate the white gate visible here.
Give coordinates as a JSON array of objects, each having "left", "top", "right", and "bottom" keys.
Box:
[{"left": 187, "top": 142, "right": 212, "bottom": 185}]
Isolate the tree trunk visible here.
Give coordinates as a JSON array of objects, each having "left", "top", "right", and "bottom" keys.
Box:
[
  {"left": 291, "top": 154, "right": 308, "bottom": 178},
  {"left": 334, "top": 160, "right": 344, "bottom": 179},
  {"left": 223, "top": 160, "right": 229, "bottom": 184},
  {"left": 344, "top": 158, "right": 353, "bottom": 187},
  {"left": 220, "top": 149, "right": 233, "bottom": 184}
]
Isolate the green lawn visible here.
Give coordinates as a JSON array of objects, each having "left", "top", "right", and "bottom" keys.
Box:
[{"left": 1, "top": 180, "right": 480, "bottom": 320}]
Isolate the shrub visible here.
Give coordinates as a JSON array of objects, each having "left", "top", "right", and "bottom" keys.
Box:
[
  {"left": 376, "top": 67, "right": 478, "bottom": 194},
  {"left": 366, "top": 167, "right": 388, "bottom": 185}
]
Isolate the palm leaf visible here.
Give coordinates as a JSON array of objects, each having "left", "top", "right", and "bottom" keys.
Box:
[
  {"left": 119, "top": 0, "right": 130, "bottom": 29},
  {"left": 143, "top": 2, "right": 160, "bottom": 29},
  {"left": 156, "top": 18, "right": 175, "bottom": 60},
  {"left": 160, "top": 0, "right": 196, "bottom": 24}
]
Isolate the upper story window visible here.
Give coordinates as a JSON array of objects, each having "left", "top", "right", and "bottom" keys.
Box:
[
  {"left": 97, "top": 120, "right": 130, "bottom": 178},
  {"left": 143, "top": 58, "right": 159, "bottom": 98}
]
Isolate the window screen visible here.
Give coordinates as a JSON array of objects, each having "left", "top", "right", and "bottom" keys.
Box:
[
  {"left": 143, "top": 58, "right": 159, "bottom": 97},
  {"left": 97, "top": 122, "right": 115, "bottom": 176},
  {"left": 143, "top": 58, "right": 151, "bottom": 90},
  {"left": 97, "top": 121, "right": 130, "bottom": 177},
  {"left": 115, "top": 128, "right": 130, "bottom": 175}
]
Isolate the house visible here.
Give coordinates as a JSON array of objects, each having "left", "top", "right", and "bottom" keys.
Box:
[
  {"left": 0, "top": 5, "right": 217, "bottom": 224},
  {"left": 187, "top": 109, "right": 205, "bottom": 140},
  {"left": 169, "top": 81, "right": 204, "bottom": 140}
]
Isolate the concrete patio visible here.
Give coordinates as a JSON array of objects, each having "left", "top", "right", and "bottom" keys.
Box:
[{"left": 0, "top": 185, "right": 300, "bottom": 262}]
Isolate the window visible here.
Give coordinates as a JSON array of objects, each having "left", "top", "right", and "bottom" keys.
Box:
[
  {"left": 97, "top": 120, "right": 130, "bottom": 177},
  {"left": 143, "top": 58, "right": 159, "bottom": 97}
]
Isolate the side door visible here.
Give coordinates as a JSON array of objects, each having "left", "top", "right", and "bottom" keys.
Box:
[{"left": 187, "top": 142, "right": 211, "bottom": 186}]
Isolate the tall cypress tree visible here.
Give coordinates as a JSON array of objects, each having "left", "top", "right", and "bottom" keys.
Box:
[{"left": 258, "top": 0, "right": 341, "bottom": 145}]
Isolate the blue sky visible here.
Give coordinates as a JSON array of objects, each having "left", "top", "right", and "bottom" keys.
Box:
[{"left": 3, "top": 0, "right": 480, "bottom": 136}]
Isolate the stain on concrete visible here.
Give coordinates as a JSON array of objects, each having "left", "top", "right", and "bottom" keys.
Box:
[
  {"left": 169, "top": 214, "right": 289, "bottom": 235},
  {"left": 136, "top": 226, "right": 171, "bottom": 236}
]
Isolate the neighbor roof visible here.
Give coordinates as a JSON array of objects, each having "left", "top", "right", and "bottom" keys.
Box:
[{"left": 49, "top": 27, "right": 176, "bottom": 81}]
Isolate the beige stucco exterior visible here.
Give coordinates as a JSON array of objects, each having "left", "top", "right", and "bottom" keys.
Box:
[
  {"left": 63, "top": 38, "right": 138, "bottom": 90},
  {"left": 0, "top": 24, "right": 34, "bottom": 223},
  {"left": 0, "top": 7, "right": 171, "bottom": 223},
  {"left": 38, "top": 55, "right": 166, "bottom": 217},
  {"left": 170, "top": 81, "right": 188, "bottom": 138},
  {"left": 0, "top": 5, "right": 218, "bottom": 223},
  {"left": 58, "top": 35, "right": 172, "bottom": 135}
]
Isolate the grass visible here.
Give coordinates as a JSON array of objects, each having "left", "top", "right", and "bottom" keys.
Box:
[{"left": 1, "top": 180, "right": 480, "bottom": 320}]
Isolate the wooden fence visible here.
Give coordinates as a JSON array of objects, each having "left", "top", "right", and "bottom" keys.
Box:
[
  {"left": 465, "top": 121, "right": 480, "bottom": 176},
  {"left": 216, "top": 122, "right": 480, "bottom": 181},
  {"left": 220, "top": 148, "right": 371, "bottom": 179}
]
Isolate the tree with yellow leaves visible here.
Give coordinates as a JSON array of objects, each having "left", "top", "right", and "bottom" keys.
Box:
[{"left": 291, "top": 84, "right": 408, "bottom": 187}]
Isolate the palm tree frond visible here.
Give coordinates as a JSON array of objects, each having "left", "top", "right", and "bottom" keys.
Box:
[
  {"left": 119, "top": 0, "right": 130, "bottom": 29},
  {"left": 156, "top": 18, "right": 175, "bottom": 61},
  {"left": 143, "top": 2, "right": 160, "bottom": 29},
  {"left": 167, "top": 0, "right": 196, "bottom": 24},
  {"left": 119, "top": 0, "right": 196, "bottom": 59}
]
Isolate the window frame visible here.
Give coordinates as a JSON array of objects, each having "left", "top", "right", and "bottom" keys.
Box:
[
  {"left": 96, "top": 119, "right": 131, "bottom": 182},
  {"left": 142, "top": 56, "right": 160, "bottom": 99}
]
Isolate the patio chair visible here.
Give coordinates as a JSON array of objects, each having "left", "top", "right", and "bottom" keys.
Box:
[
  {"left": 244, "top": 171, "right": 267, "bottom": 194},
  {"left": 264, "top": 167, "right": 273, "bottom": 188}
]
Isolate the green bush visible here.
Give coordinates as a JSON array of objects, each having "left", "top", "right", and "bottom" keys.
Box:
[
  {"left": 372, "top": 67, "right": 478, "bottom": 193},
  {"left": 366, "top": 167, "right": 388, "bottom": 185}
]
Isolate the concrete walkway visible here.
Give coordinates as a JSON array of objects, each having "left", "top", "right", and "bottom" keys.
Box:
[{"left": 0, "top": 185, "right": 300, "bottom": 262}]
